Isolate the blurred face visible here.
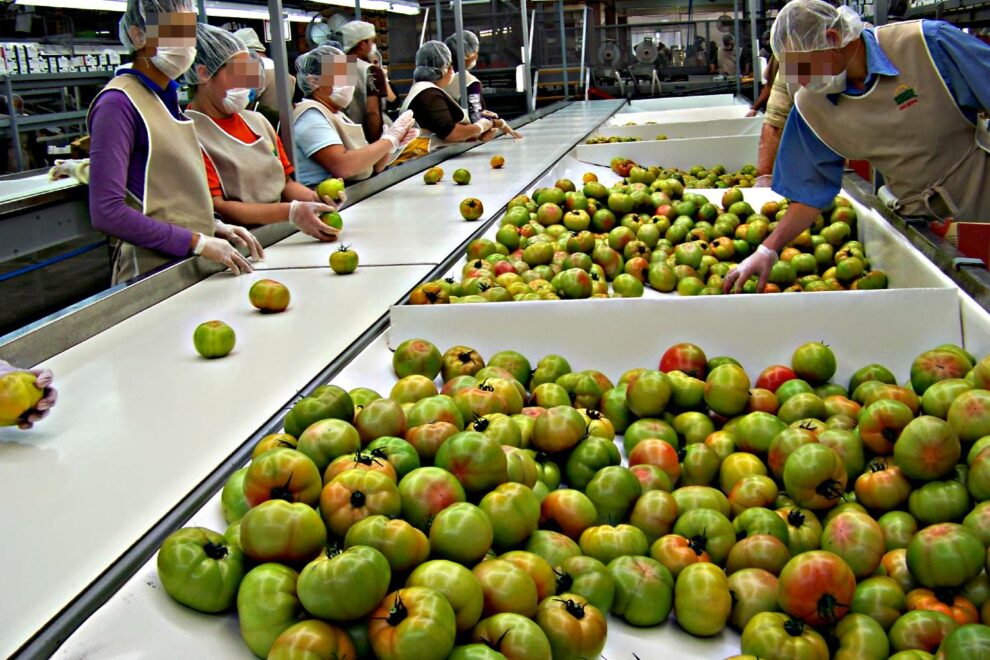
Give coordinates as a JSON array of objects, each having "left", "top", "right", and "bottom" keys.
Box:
[
  {"left": 142, "top": 11, "right": 196, "bottom": 53},
  {"left": 780, "top": 29, "right": 847, "bottom": 87},
  {"left": 440, "top": 65, "right": 454, "bottom": 86},
  {"left": 314, "top": 53, "right": 357, "bottom": 93},
  {"left": 208, "top": 51, "right": 262, "bottom": 93},
  {"left": 465, "top": 52, "right": 479, "bottom": 69},
  {"left": 353, "top": 37, "right": 375, "bottom": 60}
]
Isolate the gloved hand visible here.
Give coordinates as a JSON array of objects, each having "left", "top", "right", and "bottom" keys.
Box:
[
  {"left": 318, "top": 190, "right": 346, "bottom": 208},
  {"left": 723, "top": 244, "right": 778, "bottom": 293},
  {"left": 0, "top": 359, "right": 57, "bottom": 430},
  {"left": 746, "top": 108, "right": 758, "bottom": 117},
  {"left": 381, "top": 111, "right": 416, "bottom": 150},
  {"left": 754, "top": 174, "right": 774, "bottom": 188},
  {"left": 195, "top": 234, "right": 255, "bottom": 275},
  {"left": 289, "top": 200, "right": 339, "bottom": 242},
  {"left": 48, "top": 159, "right": 90, "bottom": 184},
  {"left": 497, "top": 119, "right": 523, "bottom": 140},
  {"left": 474, "top": 118, "right": 494, "bottom": 135},
  {"left": 214, "top": 218, "right": 264, "bottom": 261}
]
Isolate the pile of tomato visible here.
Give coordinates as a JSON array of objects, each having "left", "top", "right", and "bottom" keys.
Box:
[
  {"left": 408, "top": 175, "right": 888, "bottom": 306},
  {"left": 156, "top": 338, "right": 990, "bottom": 659}
]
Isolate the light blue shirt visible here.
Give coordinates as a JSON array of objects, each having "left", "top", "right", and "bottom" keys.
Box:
[
  {"left": 773, "top": 20, "right": 990, "bottom": 208},
  {"left": 293, "top": 107, "right": 344, "bottom": 187}
]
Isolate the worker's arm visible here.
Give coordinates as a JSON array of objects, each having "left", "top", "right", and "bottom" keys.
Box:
[
  {"left": 283, "top": 179, "right": 320, "bottom": 203},
  {"left": 213, "top": 197, "right": 291, "bottom": 225},
  {"left": 770, "top": 110, "right": 845, "bottom": 208},
  {"left": 442, "top": 122, "right": 487, "bottom": 142},
  {"left": 364, "top": 94, "right": 384, "bottom": 143},
  {"left": 749, "top": 58, "right": 777, "bottom": 114},
  {"left": 311, "top": 141, "right": 392, "bottom": 180},
  {"left": 922, "top": 20, "right": 990, "bottom": 115}
]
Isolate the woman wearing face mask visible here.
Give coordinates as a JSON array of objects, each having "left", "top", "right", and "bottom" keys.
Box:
[
  {"left": 401, "top": 41, "right": 498, "bottom": 154},
  {"left": 443, "top": 31, "right": 521, "bottom": 140},
  {"left": 87, "top": 0, "right": 262, "bottom": 284},
  {"left": 184, "top": 24, "right": 338, "bottom": 241},
  {"left": 725, "top": 0, "right": 990, "bottom": 294},
  {"left": 292, "top": 45, "right": 419, "bottom": 185}
]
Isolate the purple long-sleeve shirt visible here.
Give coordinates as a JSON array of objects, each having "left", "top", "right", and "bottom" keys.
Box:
[{"left": 87, "top": 69, "right": 195, "bottom": 257}]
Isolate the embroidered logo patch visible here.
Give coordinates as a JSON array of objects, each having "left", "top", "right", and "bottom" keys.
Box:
[{"left": 894, "top": 85, "right": 918, "bottom": 110}]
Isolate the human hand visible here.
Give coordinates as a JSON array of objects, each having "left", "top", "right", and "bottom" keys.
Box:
[
  {"left": 474, "top": 118, "right": 494, "bottom": 134},
  {"left": 746, "top": 108, "right": 758, "bottom": 117},
  {"left": 48, "top": 159, "right": 90, "bottom": 183},
  {"left": 381, "top": 111, "right": 417, "bottom": 150},
  {"left": 214, "top": 219, "right": 264, "bottom": 261},
  {"left": 723, "top": 244, "right": 778, "bottom": 293},
  {"left": 195, "top": 234, "right": 255, "bottom": 275},
  {"left": 754, "top": 174, "right": 774, "bottom": 188},
  {"left": 0, "top": 360, "right": 57, "bottom": 429},
  {"left": 289, "top": 200, "right": 339, "bottom": 242}
]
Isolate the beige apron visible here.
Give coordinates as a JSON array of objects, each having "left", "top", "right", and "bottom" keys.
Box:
[
  {"left": 443, "top": 71, "right": 480, "bottom": 103},
  {"left": 400, "top": 81, "right": 469, "bottom": 152},
  {"left": 293, "top": 99, "right": 375, "bottom": 181},
  {"left": 187, "top": 109, "right": 286, "bottom": 204},
  {"left": 343, "top": 58, "right": 372, "bottom": 128},
  {"left": 718, "top": 47, "right": 737, "bottom": 77},
  {"left": 795, "top": 21, "right": 990, "bottom": 222},
  {"left": 89, "top": 75, "right": 214, "bottom": 284}
]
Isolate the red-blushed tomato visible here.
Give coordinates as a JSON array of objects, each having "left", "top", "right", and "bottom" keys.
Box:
[
  {"left": 397, "top": 467, "right": 467, "bottom": 531},
  {"left": 720, "top": 452, "right": 768, "bottom": 494},
  {"left": 237, "top": 563, "right": 306, "bottom": 658},
  {"left": 858, "top": 399, "right": 915, "bottom": 455},
  {"left": 407, "top": 560, "right": 485, "bottom": 632},
  {"left": 748, "top": 388, "right": 779, "bottom": 414},
  {"left": 368, "top": 587, "right": 457, "bottom": 660},
  {"left": 777, "top": 551, "right": 857, "bottom": 626},
  {"left": 907, "top": 523, "right": 985, "bottom": 589},
  {"left": 534, "top": 594, "right": 607, "bottom": 660},
  {"left": 856, "top": 456, "right": 912, "bottom": 511},
  {"left": 239, "top": 500, "right": 326, "bottom": 564},
  {"left": 555, "top": 555, "right": 615, "bottom": 615},
  {"left": 889, "top": 610, "right": 959, "bottom": 653},
  {"left": 435, "top": 431, "right": 508, "bottom": 493},
  {"left": 821, "top": 510, "right": 885, "bottom": 578},
  {"left": 607, "top": 555, "right": 674, "bottom": 626},
  {"left": 659, "top": 342, "right": 707, "bottom": 379},
  {"left": 499, "top": 551, "right": 556, "bottom": 602},
  {"left": 525, "top": 530, "right": 582, "bottom": 568},
  {"left": 782, "top": 443, "right": 847, "bottom": 511},
  {"left": 343, "top": 515, "right": 429, "bottom": 573},
  {"left": 907, "top": 589, "right": 980, "bottom": 625},
  {"left": 650, "top": 533, "right": 709, "bottom": 578},
  {"left": 429, "top": 502, "right": 493, "bottom": 565},
  {"left": 320, "top": 468, "right": 402, "bottom": 537},
  {"left": 728, "top": 568, "right": 779, "bottom": 631},
  {"left": 881, "top": 548, "right": 917, "bottom": 594},
  {"left": 355, "top": 398, "right": 408, "bottom": 444},
  {"left": 268, "top": 620, "right": 356, "bottom": 660},
  {"left": 756, "top": 364, "right": 799, "bottom": 393},
  {"left": 539, "top": 489, "right": 598, "bottom": 540},
  {"left": 740, "top": 612, "right": 829, "bottom": 659},
  {"left": 471, "top": 613, "right": 552, "bottom": 660},
  {"left": 725, "top": 534, "right": 791, "bottom": 576},
  {"left": 244, "top": 448, "right": 323, "bottom": 508},
  {"left": 297, "top": 545, "right": 391, "bottom": 621},
  {"left": 851, "top": 576, "right": 907, "bottom": 631},
  {"left": 405, "top": 422, "right": 459, "bottom": 461},
  {"left": 675, "top": 562, "right": 732, "bottom": 636},
  {"left": 629, "top": 463, "right": 673, "bottom": 493},
  {"left": 628, "top": 438, "right": 680, "bottom": 485},
  {"left": 628, "top": 490, "right": 678, "bottom": 545},
  {"left": 530, "top": 405, "right": 585, "bottom": 453},
  {"left": 767, "top": 427, "right": 817, "bottom": 481},
  {"left": 894, "top": 416, "right": 961, "bottom": 481},
  {"left": 473, "top": 559, "right": 539, "bottom": 618},
  {"left": 579, "top": 524, "right": 649, "bottom": 564},
  {"left": 325, "top": 450, "right": 398, "bottom": 483},
  {"left": 833, "top": 612, "right": 890, "bottom": 660}
]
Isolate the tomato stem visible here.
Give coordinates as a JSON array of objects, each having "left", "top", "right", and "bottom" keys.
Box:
[
  {"left": 350, "top": 490, "right": 367, "bottom": 508},
  {"left": 202, "top": 541, "right": 228, "bottom": 560},
  {"left": 385, "top": 593, "right": 408, "bottom": 627}
]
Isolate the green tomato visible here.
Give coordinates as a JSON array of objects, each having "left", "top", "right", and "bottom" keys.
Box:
[
  {"left": 430, "top": 502, "right": 494, "bottom": 565},
  {"left": 220, "top": 467, "right": 250, "bottom": 525},
  {"left": 579, "top": 524, "right": 649, "bottom": 564},
  {"left": 565, "top": 437, "right": 621, "bottom": 491},
  {"left": 479, "top": 482, "right": 541, "bottom": 549},
  {"left": 555, "top": 555, "right": 615, "bottom": 615},
  {"left": 268, "top": 620, "right": 355, "bottom": 660},
  {"left": 344, "top": 515, "right": 430, "bottom": 573},
  {"left": 239, "top": 499, "right": 326, "bottom": 564},
  {"left": 472, "top": 613, "right": 552, "bottom": 660},
  {"left": 369, "top": 587, "right": 457, "bottom": 660},
  {"left": 407, "top": 559, "right": 485, "bottom": 632},
  {"left": 607, "top": 555, "right": 673, "bottom": 625},
  {"left": 297, "top": 545, "right": 391, "bottom": 621},
  {"left": 237, "top": 563, "right": 306, "bottom": 658},
  {"left": 156, "top": 526, "right": 245, "bottom": 613},
  {"left": 740, "top": 612, "right": 829, "bottom": 659},
  {"left": 675, "top": 562, "right": 732, "bottom": 636},
  {"left": 834, "top": 612, "right": 890, "bottom": 659}
]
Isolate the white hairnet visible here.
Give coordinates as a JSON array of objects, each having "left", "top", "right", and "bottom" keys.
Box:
[
  {"left": 771, "top": 0, "right": 864, "bottom": 55},
  {"left": 445, "top": 31, "right": 480, "bottom": 61},
  {"left": 295, "top": 44, "right": 345, "bottom": 96},
  {"left": 184, "top": 22, "right": 246, "bottom": 86},
  {"left": 339, "top": 21, "right": 376, "bottom": 52},
  {"left": 118, "top": 0, "right": 195, "bottom": 52},
  {"left": 233, "top": 27, "right": 265, "bottom": 53},
  {"left": 414, "top": 40, "right": 451, "bottom": 82}
]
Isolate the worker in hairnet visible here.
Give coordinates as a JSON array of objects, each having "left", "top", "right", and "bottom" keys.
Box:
[
  {"left": 232, "top": 27, "right": 295, "bottom": 115},
  {"left": 292, "top": 45, "right": 418, "bottom": 184},
  {"left": 726, "top": 0, "right": 990, "bottom": 293},
  {"left": 716, "top": 33, "right": 738, "bottom": 77},
  {"left": 88, "top": 0, "right": 261, "bottom": 285},
  {"left": 0, "top": 360, "right": 57, "bottom": 430},
  {"left": 367, "top": 46, "right": 397, "bottom": 105},
  {"left": 185, "top": 24, "right": 339, "bottom": 241},
  {"left": 443, "top": 31, "right": 521, "bottom": 139},
  {"left": 401, "top": 41, "right": 498, "bottom": 155},
  {"left": 338, "top": 21, "right": 388, "bottom": 143}
]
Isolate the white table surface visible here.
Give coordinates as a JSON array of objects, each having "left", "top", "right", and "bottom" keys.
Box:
[
  {"left": 0, "top": 265, "right": 432, "bottom": 659},
  {"left": 255, "top": 102, "right": 625, "bottom": 270},
  {"left": 54, "top": 332, "right": 739, "bottom": 660}
]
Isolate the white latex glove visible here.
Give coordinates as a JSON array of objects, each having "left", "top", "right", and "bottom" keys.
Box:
[
  {"left": 746, "top": 108, "right": 758, "bottom": 117},
  {"left": 214, "top": 219, "right": 264, "bottom": 261},
  {"left": 480, "top": 110, "right": 500, "bottom": 120},
  {"left": 396, "top": 125, "right": 420, "bottom": 151},
  {"left": 0, "top": 360, "right": 57, "bottom": 430},
  {"left": 48, "top": 158, "right": 90, "bottom": 184},
  {"left": 474, "top": 118, "right": 494, "bottom": 134},
  {"left": 754, "top": 174, "right": 774, "bottom": 188},
  {"left": 195, "top": 234, "right": 254, "bottom": 276},
  {"left": 319, "top": 190, "right": 346, "bottom": 208},
  {"left": 381, "top": 110, "right": 416, "bottom": 150},
  {"left": 289, "top": 200, "right": 339, "bottom": 242},
  {"left": 723, "top": 244, "right": 779, "bottom": 293}
]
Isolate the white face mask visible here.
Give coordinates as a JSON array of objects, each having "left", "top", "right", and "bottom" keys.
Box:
[
  {"left": 151, "top": 46, "right": 197, "bottom": 80},
  {"left": 805, "top": 69, "right": 847, "bottom": 95},
  {"left": 467, "top": 57, "right": 477, "bottom": 71},
  {"left": 222, "top": 88, "right": 252, "bottom": 114},
  {"left": 329, "top": 85, "right": 355, "bottom": 108}
]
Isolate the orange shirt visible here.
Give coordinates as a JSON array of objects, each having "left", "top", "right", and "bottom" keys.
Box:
[{"left": 201, "top": 113, "right": 293, "bottom": 199}]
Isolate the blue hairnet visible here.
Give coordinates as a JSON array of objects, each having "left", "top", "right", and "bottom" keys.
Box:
[
  {"left": 119, "top": 0, "right": 195, "bottom": 52},
  {"left": 445, "top": 31, "right": 479, "bottom": 61},
  {"left": 413, "top": 41, "right": 451, "bottom": 83},
  {"left": 184, "top": 22, "right": 247, "bottom": 86},
  {"left": 295, "top": 44, "right": 345, "bottom": 96}
]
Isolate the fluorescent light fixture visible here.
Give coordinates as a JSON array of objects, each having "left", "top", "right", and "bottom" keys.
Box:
[
  {"left": 15, "top": 0, "right": 314, "bottom": 21},
  {"left": 311, "top": 0, "right": 421, "bottom": 14}
]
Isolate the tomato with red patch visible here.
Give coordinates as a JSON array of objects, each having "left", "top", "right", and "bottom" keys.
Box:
[
  {"left": 777, "top": 551, "right": 857, "bottom": 626},
  {"left": 756, "top": 365, "right": 799, "bottom": 393},
  {"left": 659, "top": 343, "right": 707, "bottom": 379}
]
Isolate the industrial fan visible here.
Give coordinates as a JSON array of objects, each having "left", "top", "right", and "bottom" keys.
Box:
[
  {"left": 596, "top": 40, "right": 623, "bottom": 70},
  {"left": 305, "top": 13, "right": 350, "bottom": 48},
  {"left": 633, "top": 37, "right": 658, "bottom": 64}
]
